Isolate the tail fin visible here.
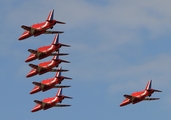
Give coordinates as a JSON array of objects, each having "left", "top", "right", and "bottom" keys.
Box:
[
  {"left": 57, "top": 88, "right": 62, "bottom": 97},
  {"left": 145, "top": 80, "right": 152, "bottom": 90},
  {"left": 55, "top": 67, "right": 62, "bottom": 77},
  {"left": 52, "top": 34, "right": 59, "bottom": 45},
  {"left": 46, "top": 10, "right": 54, "bottom": 21}
]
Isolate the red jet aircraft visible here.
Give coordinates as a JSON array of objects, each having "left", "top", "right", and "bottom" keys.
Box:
[
  {"left": 30, "top": 67, "right": 72, "bottom": 94},
  {"left": 120, "top": 80, "right": 162, "bottom": 107},
  {"left": 31, "top": 88, "right": 72, "bottom": 112},
  {"left": 25, "top": 34, "right": 70, "bottom": 62},
  {"left": 18, "top": 9, "right": 65, "bottom": 40},
  {"left": 26, "top": 55, "right": 69, "bottom": 78}
]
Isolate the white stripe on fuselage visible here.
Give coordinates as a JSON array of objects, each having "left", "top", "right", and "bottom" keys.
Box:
[
  {"left": 47, "top": 45, "right": 54, "bottom": 51},
  {"left": 38, "top": 22, "right": 49, "bottom": 29},
  {"left": 48, "top": 60, "right": 55, "bottom": 67},
  {"left": 136, "top": 90, "right": 147, "bottom": 98},
  {"left": 50, "top": 78, "right": 57, "bottom": 84},
  {"left": 48, "top": 97, "right": 57, "bottom": 104}
]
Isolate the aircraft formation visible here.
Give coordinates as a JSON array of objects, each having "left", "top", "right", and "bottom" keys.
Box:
[
  {"left": 18, "top": 10, "right": 72, "bottom": 112},
  {"left": 18, "top": 9, "right": 162, "bottom": 112}
]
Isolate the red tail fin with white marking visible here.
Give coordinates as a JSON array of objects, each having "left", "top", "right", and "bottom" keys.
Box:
[
  {"left": 46, "top": 10, "right": 54, "bottom": 21},
  {"left": 56, "top": 88, "right": 62, "bottom": 97},
  {"left": 145, "top": 80, "right": 152, "bottom": 90},
  {"left": 145, "top": 80, "right": 162, "bottom": 92},
  {"left": 55, "top": 67, "right": 62, "bottom": 77},
  {"left": 52, "top": 34, "right": 59, "bottom": 45}
]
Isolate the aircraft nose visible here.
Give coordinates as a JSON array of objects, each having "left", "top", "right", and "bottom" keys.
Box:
[
  {"left": 25, "top": 54, "right": 37, "bottom": 62},
  {"left": 30, "top": 90, "right": 36, "bottom": 94},
  {"left": 25, "top": 59, "right": 30, "bottom": 62},
  {"left": 31, "top": 108, "right": 39, "bottom": 112},
  {"left": 26, "top": 70, "right": 37, "bottom": 78},
  {"left": 25, "top": 57, "right": 33, "bottom": 62},
  {"left": 30, "top": 86, "right": 40, "bottom": 94},
  {"left": 31, "top": 109, "right": 36, "bottom": 112},
  {"left": 31, "top": 104, "right": 42, "bottom": 112},
  {"left": 26, "top": 74, "right": 32, "bottom": 78},
  {"left": 18, "top": 34, "right": 27, "bottom": 40},
  {"left": 120, "top": 103, "right": 124, "bottom": 107},
  {"left": 18, "top": 36, "right": 24, "bottom": 40},
  {"left": 26, "top": 73, "right": 35, "bottom": 78}
]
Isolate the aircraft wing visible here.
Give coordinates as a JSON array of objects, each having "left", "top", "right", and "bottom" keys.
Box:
[
  {"left": 32, "top": 82, "right": 41, "bottom": 86},
  {"left": 29, "top": 64, "right": 38, "bottom": 69},
  {"left": 44, "top": 30, "right": 64, "bottom": 34},
  {"left": 34, "top": 100, "right": 43, "bottom": 105},
  {"left": 124, "top": 94, "right": 140, "bottom": 101},
  {"left": 29, "top": 64, "right": 46, "bottom": 70},
  {"left": 32, "top": 82, "right": 70, "bottom": 88},
  {"left": 34, "top": 100, "right": 51, "bottom": 108},
  {"left": 21, "top": 25, "right": 39, "bottom": 31},
  {"left": 54, "top": 104, "right": 71, "bottom": 107},
  {"left": 28, "top": 49, "right": 38, "bottom": 54},
  {"left": 21, "top": 25, "right": 32, "bottom": 31},
  {"left": 144, "top": 98, "right": 160, "bottom": 100}
]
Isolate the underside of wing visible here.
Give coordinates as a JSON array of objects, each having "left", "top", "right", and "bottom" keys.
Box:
[
  {"left": 54, "top": 104, "right": 71, "bottom": 107},
  {"left": 144, "top": 98, "right": 160, "bottom": 100},
  {"left": 44, "top": 30, "right": 64, "bottom": 34}
]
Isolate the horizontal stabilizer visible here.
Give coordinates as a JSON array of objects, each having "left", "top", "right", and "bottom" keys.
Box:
[
  {"left": 50, "top": 53, "right": 69, "bottom": 56},
  {"left": 53, "top": 85, "right": 71, "bottom": 88},
  {"left": 63, "top": 77, "right": 72, "bottom": 80},
  {"left": 55, "top": 104, "right": 71, "bottom": 107},
  {"left": 64, "top": 96, "right": 73, "bottom": 99},
  {"left": 153, "top": 89, "right": 162, "bottom": 92},
  {"left": 29, "top": 64, "right": 38, "bottom": 69},
  {"left": 44, "top": 31, "right": 64, "bottom": 34},
  {"left": 56, "top": 21, "right": 66, "bottom": 24},
  {"left": 144, "top": 98, "right": 160, "bottom": 100},
  {"left": 60, "top": 59, "right": 70, "bottom": 63},
  {"left": 28, "top": 49, "right": 37, "bottom": 54},
  {"left": 60, "top": 43, "right": 71, "bottom": 47},
  {"left": 147, "top": 89, "right": 162, "bottom": 92},
  {"left": 51, "top": 69, "right": 69, "bottom": 72}
]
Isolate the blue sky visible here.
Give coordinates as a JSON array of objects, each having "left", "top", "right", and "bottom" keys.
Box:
[{"left": 1, "top": 0, "right": 171, "bottom": 119}]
